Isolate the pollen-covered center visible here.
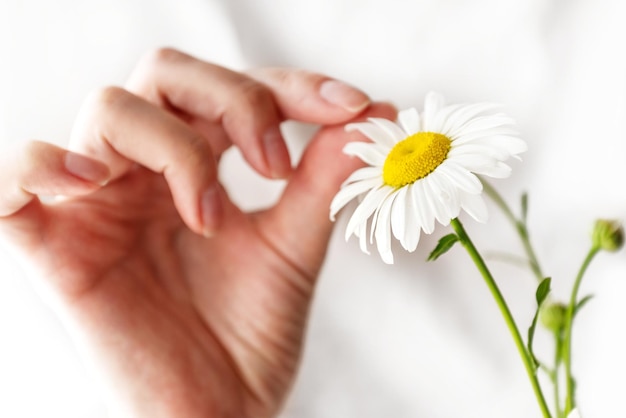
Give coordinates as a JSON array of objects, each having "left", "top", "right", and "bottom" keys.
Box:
[{"left": 382, "top": 132, "right": 451, "bottom": 188}]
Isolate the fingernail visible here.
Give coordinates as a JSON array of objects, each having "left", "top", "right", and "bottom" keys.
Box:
[
  {"left": 263, "top": 126, "right": 292, "bottom": 179},
  {"left": 201, "top": 184, "right": 223, "bottom": 238},
  {"left": 319, "top": 79, "right": 370, "bottom": 113},
  {"left": 64, "top": 152, "right": 109, "bottom": 185}
]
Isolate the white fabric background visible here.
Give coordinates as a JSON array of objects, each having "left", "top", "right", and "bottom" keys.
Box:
[{"left": 1, "top": 0, "right": 626, "bottom": 417}]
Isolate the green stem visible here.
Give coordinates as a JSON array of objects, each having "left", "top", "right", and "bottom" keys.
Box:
[
  {"left": 482, "top": 181, "right": 544, "bottom": 281},
  {"left": 562, "top": 246, "right": 600, "bottom": 414},
  {"left": 450, "top": 218, "right": 552, "bottom": 418},
  {"left": 517, "top": 221, "right": 544, "bottom": 281},
  {"left": 553, "top": 332, "right": 563, "bottom": 418}
]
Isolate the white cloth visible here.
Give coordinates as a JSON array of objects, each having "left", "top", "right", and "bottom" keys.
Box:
[{"left": 1, "top": 0, "right": 626, "bottom": 416}]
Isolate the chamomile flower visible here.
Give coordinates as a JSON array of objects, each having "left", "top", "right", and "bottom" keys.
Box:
[{"left": 330, "top": 92, "right": 526, "bottom": 264}]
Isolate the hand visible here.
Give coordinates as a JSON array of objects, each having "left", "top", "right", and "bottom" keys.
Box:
[{"left": 0, "top": 48, "right": 395, "bottom": 418}]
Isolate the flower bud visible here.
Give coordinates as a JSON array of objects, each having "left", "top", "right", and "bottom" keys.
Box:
[
  {"left": 592, "top": 219, "right": 624, "bottom": 252},
  {"left": 539, "top": 302, "right": 567, "bottom": 333}
]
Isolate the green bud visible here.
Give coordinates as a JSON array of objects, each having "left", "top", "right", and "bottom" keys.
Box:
[
  {"left": 592, "top": 219, "right": 624, "bottom": 252},
  {"left": 539, "top": 302, "right": 567, "bottom": 333}
]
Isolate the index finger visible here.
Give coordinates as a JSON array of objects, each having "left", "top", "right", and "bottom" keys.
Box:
[
  {"left": 125, "top": 49, "right": 371, "bottom": 179},
  {"left": 246, "top": 67, "right": 371, "bottom": 123}
]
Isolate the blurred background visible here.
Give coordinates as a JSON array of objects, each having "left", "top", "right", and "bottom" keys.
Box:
[{"left": 1, "top": 0, "right": 626, "bottom": 416}]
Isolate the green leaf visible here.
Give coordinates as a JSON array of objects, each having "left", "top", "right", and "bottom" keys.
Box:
[
  {"left": 574, "top": 294, "right": 594, "bottom": 316},
  {"left": 521, "top": 192, "right": 529, "bottom": 223},
  {"left": 535, "top": 277, "right": 551, "bottom": 305},
  {"left": 427, "top": 234, "right": 459, "bottom": 261},
  {"left": 527, "top": 278, "right": 551, "bottom": 372},
  {"left": 527, "top": 314, "right": 540, "bottom": 371}
]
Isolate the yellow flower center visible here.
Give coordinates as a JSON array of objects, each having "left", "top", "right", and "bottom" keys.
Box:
[{"left": 382, "top": 132, "right": 451, "bottom": 188}]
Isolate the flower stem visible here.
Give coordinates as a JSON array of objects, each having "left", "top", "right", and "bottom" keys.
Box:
[
  {"left": 552, "top": 331, "right": 564, "bottom": 418},
  {"left": 482, "top": 181, "right": 544, "bottom": 281},
  {"left": 450, "top": 218, "right": 552, "bottom": 418},
  {"left": 562, "top": 245, "right": 600, "bottom": 415}
]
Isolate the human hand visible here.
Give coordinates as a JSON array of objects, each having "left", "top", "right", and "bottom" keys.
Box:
[{"left": 0, "top": 49, "right": 395, "bottom": 418}]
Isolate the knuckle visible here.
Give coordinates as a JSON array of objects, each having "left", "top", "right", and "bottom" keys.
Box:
[
  {"left": 86, "top": 86, "right": 132, "bottom": 117},
  {"left": 262, "top": 67, "right": 322, "bottom": 91},
  {"left": 128, "top": 47, "right": 197, "bottom": 99},
  {"left": 16, "top": 140, "right": 52, "bottom": 182},
  {"left": 273, "top": 67, "right": 312, "bottom": 88},
  {"left": 179, "top": 134, "right": 212, "bottom": 169},
  {"left": 19, "top": 140, "right": 55, "bottom": 165},
  {"left": 234, "top": 79, "right": 274, "bottom": 111},
  {"left": 89, "top": 85, "right": 128, "bottom": 107},
  {"left": 188, "top": 134, "right": 210, "bottom": 158},
  {"left": 138, "top": 47, "right": 186, "bottom": 71}
]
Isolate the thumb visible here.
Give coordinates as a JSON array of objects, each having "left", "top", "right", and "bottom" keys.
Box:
[
  {"left": 256, "top": 103, "right": 397, "bottom": 277},
  {"left": 0, "top": 141, "right": 109, "bottom": 249}
]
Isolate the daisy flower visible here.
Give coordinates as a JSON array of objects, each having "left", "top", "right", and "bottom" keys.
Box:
[{"left": 330, "top": 92, "right": 526, "bottom": 264}]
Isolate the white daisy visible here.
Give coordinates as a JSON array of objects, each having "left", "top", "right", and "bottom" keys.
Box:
[{"left": 330, "top": 91, "right": 526, "bottom": 264}]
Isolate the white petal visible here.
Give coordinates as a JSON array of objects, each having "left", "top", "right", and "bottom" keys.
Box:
[
  {"left": 460, "top": 135, "right": 527, "bottom": 157},
  {"left": 411, "top": 181, "right": 435, "bottom": 234},
  {"left": 428, "top": 172, "right": 461, "bottom": 221},
  {"left": 452, "top": 128, "right": 520, "bottom": 145},
  {"left": 449, "top": 115, "right": 516, "bottom": 139},
  {"left": 357, "top": 221, "right": 370, "bottom": 255},
  {"left": 375, "top": 192, "right": 396, "bottom": 264},
  {"left": 460, "top": 191, "right": 489, "bottom": 223},
  {"left": 449, "top": 143, "right": 498, "bottom": 157},
  {"left": 430, "top": 103, "right": 463, "bottom": 134},
  {"left": 450, "top": 143, "right": 509, "bottom": 161},
  {"left": 451, "top": 142, "right": 514, "bottom": 169},
  {"left": 436, "top": 162, "right": 483, "bottom": 194},
  {"left": 390, "top": 186, "right": 407, "bottom": 242},
  {"left": 423, "top": 92, "right": 446, "bottom": 131},
  {"left": 450, "top": 127, "right": 526, "bottom": 146},
  {"left": 369, "top": 187, "right": 396, "bottom": 244},
  {"left": 493, "top": 135, "right": 527, "bottom": 155},
  {"left": 346, "top": 122, "right": 396, "bottom": 148},
  {"left": 441, "top": 103, "right": 500, "bottom": 137},
  {"left": 341, "top": 166, "right": 382, "bottom": 186},
  {"left": 345, "top": 186, "right": 389, "bottom": 240},
  {"left": 343, "top": 142, "right": 387, "bottom": 166},
  {"left": 476, "top": 161, "right": 512, "bottom": 178},
  {"left": 447, "top": 151, "right": 513, "bottom": 178},
  {"left": 330, "top": 177, "right": 381, "bottom": 220},
  {"left": 369, "top": 117, "right": 407, "bottom": 143},
  {"left": 392, "top": 185, "right": 421, "bottom": 252},
  {"left": 403, "top": 212, "right": 421, "bottom": 252},
  {"left": 423, "top": 175, "right": 452, "bottom": 226},
  {"left": 397, "top": 107, "right": 421, "bottom": 134}
]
